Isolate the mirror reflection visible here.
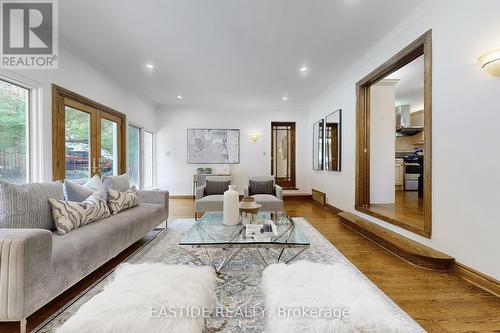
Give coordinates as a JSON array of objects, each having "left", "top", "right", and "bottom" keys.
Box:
[
  {"left": 313, "top": 119, "right": 324, "bottom": 170},
  {"left": 325, "top": 109, "right": 341, "bottom": 171}
]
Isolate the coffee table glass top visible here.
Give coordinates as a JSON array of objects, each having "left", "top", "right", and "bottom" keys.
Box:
[{"left": 179, "top": 211, "right": 310, "bottom": 247}]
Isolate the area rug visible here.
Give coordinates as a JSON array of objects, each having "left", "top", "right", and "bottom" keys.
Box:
[{"left": 34, "top": 217, "right": 425, "bottom": 333}]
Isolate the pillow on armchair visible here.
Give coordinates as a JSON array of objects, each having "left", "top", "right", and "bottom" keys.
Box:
[
  {"left": 205, "top": 180, "right": 231, "bottom": 196},
  {"left": 249, "top": 180, "right": 274, "bottom": 196}
]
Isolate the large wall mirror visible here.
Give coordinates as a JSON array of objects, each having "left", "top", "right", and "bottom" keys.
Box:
[
  {"left": 312, "top": 119, "right": 324, "bottom": 170},
  {"left": 355, "top": 30, "right": 432, "bottom": 238},
  {"left": 325, "top": 109, "right": 342, "bottom": 171}
]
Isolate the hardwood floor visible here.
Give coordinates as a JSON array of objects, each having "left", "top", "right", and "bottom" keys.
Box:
[
  {"left": 363, "top": 190, "right": 425, "bottom": 234},
  {"left": 2, "top": 198, "right": 498, "bottom": 333}
]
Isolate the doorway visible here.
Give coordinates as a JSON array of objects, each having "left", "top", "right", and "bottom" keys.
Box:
[
  {"left": 52, "top": 85, "right": 126, "bottom": 181},
  {"left": 271, "top": 122, "right": 296, "bottom": 189},
  {"left": 355, "top": 30, "right": 432, "bottom": 238}
]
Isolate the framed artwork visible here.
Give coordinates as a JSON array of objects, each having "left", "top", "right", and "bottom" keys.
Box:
[{"left": 187, "top": 129, "right": 240, "bottom": 164}]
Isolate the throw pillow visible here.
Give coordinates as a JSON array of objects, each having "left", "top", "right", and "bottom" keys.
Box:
[
  {"left": 64, "top": 179, "right": 95, "bottom": 202},
  {"left": 0, "top": 181, "right": 64, "bottom": 230},
  {"left": 84, "top": 175, "right": 107, "bottom": 199},
  {"left": 107, "top": 187, "right": 139, "bottom": 215},
  {"left": 249, "top": 180, "right": 274, "bottom": 195},
  {"left": 49, "top": 194, "right": 111, "bottom": 235},
  {"left": 103, "top": 174, "right": 130, "bottom": 193},
  {"left": 205, "top": 180, "right": 231, "bottom": 196}
]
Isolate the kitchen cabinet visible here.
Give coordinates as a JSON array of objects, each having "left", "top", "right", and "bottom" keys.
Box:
[{"left": 395, "top": 158, "right": 404, "bottom": 188}]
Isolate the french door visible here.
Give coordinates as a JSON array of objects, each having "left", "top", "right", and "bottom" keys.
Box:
[{"left": 52, "top": 85, "right": 126, "bottom": 181}]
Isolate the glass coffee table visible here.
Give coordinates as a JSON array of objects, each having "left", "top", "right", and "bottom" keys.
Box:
[{"left": 179, "top": 211, "right": 310, "bottom": 274}]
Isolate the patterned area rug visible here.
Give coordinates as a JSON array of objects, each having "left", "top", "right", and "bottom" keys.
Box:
[{"left": 34, "top": 217, "right": 425, "bottom": 333}]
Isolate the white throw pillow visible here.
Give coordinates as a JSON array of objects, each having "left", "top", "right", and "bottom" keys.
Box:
[
  {"left": 84, "top": 175, "right": 107, "bottom": 199},
  {"left": 49, "top": 194, "right": 111, "bottom": 235},
  {"left": 107, "top": 187, "right": 139, "bottom": 215}
]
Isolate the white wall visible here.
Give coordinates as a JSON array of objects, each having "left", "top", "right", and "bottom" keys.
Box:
[
  {"left": 156, "top": 106, "right": 310, "bottom": 196},
  {"left": 308, "top": 0, "right": 500, "bottom": 279},
  {"left": 370, "top": 82, "right": 396, "bottom": 204},
  {"left": 0, "top": 46, "right": 157, "bottom": 182}
]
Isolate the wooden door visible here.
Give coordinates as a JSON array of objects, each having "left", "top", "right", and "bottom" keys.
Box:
[{"left": 271, "top": 122, "right": 296, "bottom": 189}]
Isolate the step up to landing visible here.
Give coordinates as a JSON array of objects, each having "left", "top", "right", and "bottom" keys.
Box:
[{"left": 339, "top": 212, "right": 454, "bottom": 271}]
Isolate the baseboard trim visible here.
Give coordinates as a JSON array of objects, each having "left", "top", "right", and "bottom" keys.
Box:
[
  {"left": 283, "top": 194, "right": 312, "bottom": 200},
  {"left": 325, "top": 203, "right": 342, "bottom": 214},
  {"left": 452, "top": 262, "right": 500, "bottom": 297}
]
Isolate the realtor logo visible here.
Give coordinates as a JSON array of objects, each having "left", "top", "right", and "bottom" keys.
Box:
[{"left": 1, "top": 0, "right": 58, "bottom": 68}]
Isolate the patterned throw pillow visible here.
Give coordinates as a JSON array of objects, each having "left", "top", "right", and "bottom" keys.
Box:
[
  {"left": 107, "top": 187, "right": 139, "bottom": 215},
  {"left": 205, "top": 180, "right": 231, "bottom": 196},
  {"left": 49, "top": 194, "right": 111, "bottom": 235},
  {"left": 249, "top": 180, "right": 274, "bottom": 195}
]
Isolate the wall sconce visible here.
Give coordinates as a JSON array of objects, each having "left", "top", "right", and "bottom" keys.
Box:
[
  {"left": 249, "top": 133, "right": 261, "bottom": 142},
  {"left": 479, "top": 49, "right": 500, "bottom": 76}
]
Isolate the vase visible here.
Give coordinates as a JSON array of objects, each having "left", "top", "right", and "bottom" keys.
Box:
[{"left": 223, "top": 185, "right": 240, "bottom": 225}]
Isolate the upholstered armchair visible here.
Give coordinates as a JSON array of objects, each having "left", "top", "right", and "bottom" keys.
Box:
[
  {"left": 194, "top": 176, "right": 232, "bottom": 219},
  {"left": 243, "top": 176, "right": 283, "bottom": 212}
]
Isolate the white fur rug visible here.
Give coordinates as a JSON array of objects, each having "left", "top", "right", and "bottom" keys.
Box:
[
  {"left": 263, "top": 261, "right": 410, "bottom": 333},
  {"left": 55, "top": 263, "right": 216, "bottom": 333}
]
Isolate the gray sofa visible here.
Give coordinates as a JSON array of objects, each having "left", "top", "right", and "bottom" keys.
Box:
[{"left": 0, "top": 187, "right": 169, "bottom": 333}]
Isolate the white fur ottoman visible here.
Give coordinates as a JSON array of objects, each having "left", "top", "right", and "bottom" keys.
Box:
[
  {"left": 262, "top": 261, "right": 417, "bottom": 333},
  {"left": 56, "top": 263, "right": 216, "bottom": 333}
]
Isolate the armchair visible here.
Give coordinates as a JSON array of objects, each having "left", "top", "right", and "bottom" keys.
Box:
[
  {"left": 243, "top": 176, "right": 283, "bottom": 212},
  {"left": 194, "top": 176, "right": 232, "bottom": 219}
]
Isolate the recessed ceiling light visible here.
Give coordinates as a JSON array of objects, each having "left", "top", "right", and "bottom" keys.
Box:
[
  {"left": 282, "top": 97, "right": 288, "bottom": 101},
  {"left": 177, "top": 95, "right": 183, "bottom": 99},
  {"left": 145, "top": 63, "right": 155, "bottom": 69},
  {"left": 300, "top": 67, "right": 308, "bottom": 72}
]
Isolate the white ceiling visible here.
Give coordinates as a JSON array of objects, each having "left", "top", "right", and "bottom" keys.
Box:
[{"left": 59, "top": 0, "right": 423, "bottom": 108}]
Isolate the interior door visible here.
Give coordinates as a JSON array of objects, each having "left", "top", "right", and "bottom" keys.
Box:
[{"left": 271, "top": 122, "right": 296, "bottom": 189}]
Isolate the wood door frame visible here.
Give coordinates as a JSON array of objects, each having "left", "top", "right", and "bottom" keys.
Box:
[
  {"left": 355, "top": 30, "right": 432, "bottom": 238},
  {"left": 52, "top": 84, "right": 127, "bottom": 180},
  {"left": 271, "top": 121, "right": 296, "bottom": 189}
]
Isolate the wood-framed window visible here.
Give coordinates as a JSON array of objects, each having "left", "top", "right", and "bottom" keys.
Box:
[
  {"left": 271, "top": 121, "right": 296, "bottom": 189},
  {"left": 52, "top": 85, "right": 126, "bottom": 181},
  {"left": 355, "top": 30, "right": 432, "bottom": 238}
]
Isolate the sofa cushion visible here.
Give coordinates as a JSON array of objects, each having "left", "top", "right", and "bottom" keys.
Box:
[
  {"left": 249, "top": 180, "right": 274, "bottom": 195},
  {"left": 51, "top": 203, "right": 165, "bottom": 292},
  {"left": 103, "top": 174, "right": 130, "bottom": 193},
  {"left": 49, "top": 194, "right": 111, "bottom": 235},
  {"left": 0, "top": 181, "right": 63, "bottom": 230},
  {"left": 205, "top": 180, "right": 230, "bottom": 196},
  {"left": 195, "top": 194, "right": 224, "bottom": 212},
  {"left": 107, "top": 187, "right": 139, "bottom": 214},
  {"left": 251, "top": 194, "right": 283, "bottom": 211}
]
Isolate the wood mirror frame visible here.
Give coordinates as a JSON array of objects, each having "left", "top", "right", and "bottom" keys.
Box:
[{"left": 355, "top": 30, "right": 432, "bottom": 238}]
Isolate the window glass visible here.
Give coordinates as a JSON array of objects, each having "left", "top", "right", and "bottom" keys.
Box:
[
  {"left": 0, "top": 80, "right": 29, "bottom": 184},
  {"left": 144, "top": 131, "right": 154, "bottom": 188},
  {"left": 128, "top": 125, "right": 140, "bottom": 187},
  {"left": 101, "top": 118, "right": 119, "bottom": 177}
]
